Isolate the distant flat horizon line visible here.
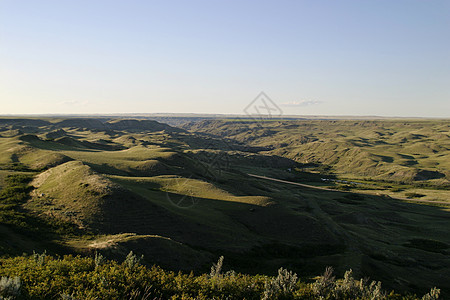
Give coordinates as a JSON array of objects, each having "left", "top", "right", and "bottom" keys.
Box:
[{"left": 0, "top": 113, "right": 449, "bottom": 120}]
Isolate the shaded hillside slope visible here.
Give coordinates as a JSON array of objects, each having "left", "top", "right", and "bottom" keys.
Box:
[
  {"left": 0, "top": 117, "right": 449, "bottom": 295},
  {"left": 183, "top": 119, "right": 450, "bottom": 185}
]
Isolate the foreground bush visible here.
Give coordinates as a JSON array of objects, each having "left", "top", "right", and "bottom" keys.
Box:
[{"left": 0, "top": 254, "right": 440, "bottom": 299}]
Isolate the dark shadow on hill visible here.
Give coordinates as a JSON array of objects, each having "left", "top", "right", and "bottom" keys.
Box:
[{"left": 241, "top": 174, "right": 450, "bottom": 297}]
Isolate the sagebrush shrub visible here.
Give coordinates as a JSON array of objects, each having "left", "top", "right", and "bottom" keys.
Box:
[
  {"left": 311, "top": 267, "right": 388, "bottom": 300},
  {"left": 0, "top": 255, "right": 442, "bottom": 299},
  {"left": 60, "top": 293, "right": 79, "bottom": 300},
  {"left": 0, "top": 276, "right": 21, "bottom": 299},
  {"left": 209, "top": 256, "right": 224, "bottom": 278},
  {"left": 312, "top": 266, "right": 336, "bottom": 298},
  {"left": 422, "top": 287, "right": 440, "bottom": 300},
  {"left": 94, "top": 252, "right": 106, "bottom": 268},
  {"left": 124, "top": 251, "right": 144, "bottom": 269},
  {"left": 262, "top": 267, "right": 298, "bottom": 300},
  {"left": 32, "top": 250, "right": 47, "bottom": 266}
]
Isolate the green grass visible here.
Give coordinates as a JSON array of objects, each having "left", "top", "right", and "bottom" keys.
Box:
[
  {"left": 184, "top": 120, "right": 450, "bottom": 179},
  {"left": 109, "top": 174, "right": 272, "bottom": 206},
  {"left": 0, "top": 173, "right": 80, "bottom": 255},
  {"left": 1, "top": 117, "right": 450, "bottom": 296},
  {"left": 1, "top": 253, "right": 436, "bottom": 300},
  {"left": 183, "top": 119, "right": 450, "bottom": 204}
]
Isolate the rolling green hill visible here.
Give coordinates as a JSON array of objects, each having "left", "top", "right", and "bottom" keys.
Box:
[
  {"left": 183, "top": 119, "right": 450, "bottom": 202},
  {"left": 0, "top": 117, "right": 449, "bottom": 297}
]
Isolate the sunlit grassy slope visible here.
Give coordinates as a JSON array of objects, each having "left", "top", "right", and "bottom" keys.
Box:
[
  {"left": 184, "top": 119, "right": 450, "bottom": 204},
  {"left": 0, "top": 117, "right": 449, "bottom": 296},
  {"left": 184, "top": 119, "right": 450, "bottom": 183}
]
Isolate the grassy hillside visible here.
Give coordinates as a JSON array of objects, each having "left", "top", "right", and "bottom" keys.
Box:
[
  {"left": 0, "top": 117, "right": 449, "bottom": 297},
  {"left": 183, "top": 119, "right": 450, "bottom": 203}
]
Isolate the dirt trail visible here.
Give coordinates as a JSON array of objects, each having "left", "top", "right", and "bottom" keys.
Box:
[
  {"left": 247, "top": 174, "right": 365, "bottom": 274},
  {"left": 247, "top": 174, "right": 450, "bottom": 206}
]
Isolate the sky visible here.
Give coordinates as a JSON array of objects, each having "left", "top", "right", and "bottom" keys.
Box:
[{"left": 1, "top": 0, "right": 449, "bottom": 117}]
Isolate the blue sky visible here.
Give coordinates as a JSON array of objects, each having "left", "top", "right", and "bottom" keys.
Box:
[{"left": 1, "top": 0, "right": 449, "bottom": 117}]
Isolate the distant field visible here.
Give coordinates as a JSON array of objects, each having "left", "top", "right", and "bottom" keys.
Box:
[
  {"left": 0, "top": 117, "right": 449, "bottom": 296},
  {"left": 183, "top": 119, "right": 450, "bottom": 205}
]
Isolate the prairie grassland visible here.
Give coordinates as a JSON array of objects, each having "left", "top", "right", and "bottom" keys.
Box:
[
  {"left": 184, "top": 119, "right": 450, "bottom": 204},
  {"left": 0, "top": 117, "right": 449, "bottom": 296}
]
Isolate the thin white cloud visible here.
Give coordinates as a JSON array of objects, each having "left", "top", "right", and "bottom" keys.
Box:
[
  {"left": 59, "top": 100, "right": 89, "bottom": 106},
  {"left": 281, "top": 100, "right": 323, "bottom": 107}
]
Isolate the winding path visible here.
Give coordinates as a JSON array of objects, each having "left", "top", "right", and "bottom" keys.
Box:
[{"left": 247, "top": 174, "right": 450, "bottom": 206}]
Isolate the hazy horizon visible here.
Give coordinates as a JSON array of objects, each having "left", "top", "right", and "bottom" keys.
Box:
[
  {"left": 1, "top": 1, "right": 449, "bottom": 117},
  {"left": 1, "top": 112, "right": 449, "bottom": 121}
]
